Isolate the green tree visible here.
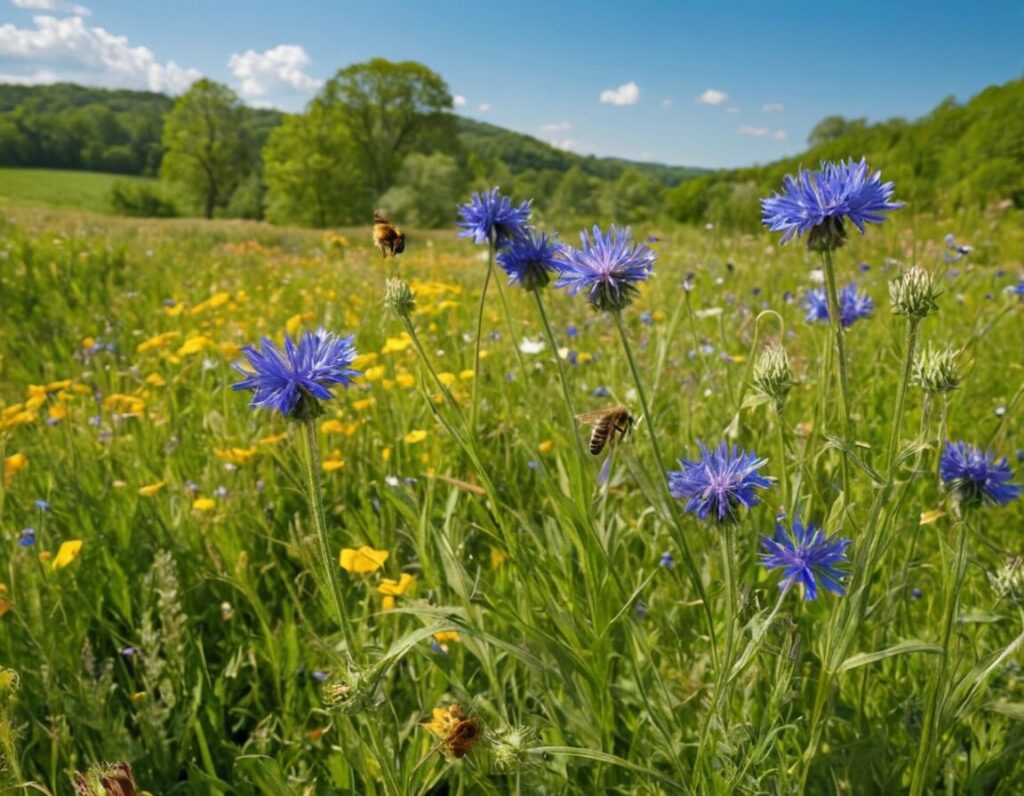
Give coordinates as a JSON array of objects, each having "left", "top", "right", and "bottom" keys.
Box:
[
  {"left": 377, "top": 152, "right": 465, "bottom": 228},
  {"left": 160, "top": 79, "right": 247, "bottom": 219},
  {"left": 317, "top": 59, "right": 455, "bottom": 197},
  {"left": 807, "top": 115, "right": 868, "bottom": 147},
  {"left": 263, "top": 101, "right": 366, "bottom": 227}
]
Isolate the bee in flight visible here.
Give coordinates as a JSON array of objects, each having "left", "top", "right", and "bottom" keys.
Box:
[
  {"left": 575, "top": 406, "right": 634, "bottom": 455},
  {"left": 373, "top": 210, "right": 405, "bottom": 258}
]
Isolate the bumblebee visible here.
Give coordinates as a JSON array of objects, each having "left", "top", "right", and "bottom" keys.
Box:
[{"left": 373, "top": 211, "right": 405, "bottom": 258}]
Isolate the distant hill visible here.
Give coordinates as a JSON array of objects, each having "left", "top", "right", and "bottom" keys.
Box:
[
  {"left": 666, "top": 76, "right": 1024, "bottom": 226},
  {"left": 0, "top": 82, "right": 703, "bottom": 184},
  {"left": 456, "top": 117, "right": 706, "bottom": 186}
]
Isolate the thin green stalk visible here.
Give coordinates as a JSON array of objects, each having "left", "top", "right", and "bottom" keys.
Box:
[
  {"left": 885, "top": 319, "right": 920, "bottom": 473},
  {"left": 820, "top": 248, "right": 851, "bottom": 496},
  {"left": 612, "top": 311, "right": 718, "bottom": 662},
  {"left": 470, "top": 239, "right": 495, "bottom": 433},
  {"left": 300, "top": 414, "right": 357, "bottom": 660},
  {"left": 494, "top": 273, "right": 531, "bottom": 385},
  {"left": 532, "top": 288, "right": 586, "bottom": 463},
  {"left": 775, "top": 410, "right": 789, "bottom": 515},
  {"left": 909, "top": 518, "right": 969, "bottom": 796},
  {"left": 684, "top": 290, "right": 715, "bottom": 393}
]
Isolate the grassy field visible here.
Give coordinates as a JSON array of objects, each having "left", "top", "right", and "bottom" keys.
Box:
[
  {"left": 0, "top": 168, "right": 162, "bottom": 214},
  {"left": 0, "top": 201, "right": 1022, "bottom": 794}
]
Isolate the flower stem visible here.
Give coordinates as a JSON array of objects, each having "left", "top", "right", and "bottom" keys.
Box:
[
  {"left": 532, "top": 289, "right": 586, "bottom": 463},
  {"left": 820, "top": 248, "right": 851, "bottom": 496},
  {"left": 494, "top": 273, "right": 531, "bottom": 385},
  {"left": 776, "top": 409, "right": 789, "bottom": 515},
  {"left": 909, "top": 518, "right": 969, "bottom": 796},
  {"left": 300, "top": 414, "right": 357, "bottom": 660},
  {"left": 612, "top": 311, "right": 718, "bottom": 661},
  {"left": 886, "top": 318, "right": 920, "bottom": 474},
  {"left": 470, "top": 240, "right": 495, "bottom": 433}
]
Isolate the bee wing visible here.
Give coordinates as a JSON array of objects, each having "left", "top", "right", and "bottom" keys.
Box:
[{"left": 575, "top": 407, "right": 624, "bottom": 425}]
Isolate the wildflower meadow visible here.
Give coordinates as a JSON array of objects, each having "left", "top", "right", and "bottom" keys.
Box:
[{"left": 1, "top": 164, "right": 1023, "bottom": 794}]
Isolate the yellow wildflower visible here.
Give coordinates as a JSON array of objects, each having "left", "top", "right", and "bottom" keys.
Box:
[
  {"left": 395, "top": 372, "right": 415, "bottom": 389},
  {"left": 381, "top": 333, "right": 412, "bottom": 354},
  {"left": 352, "top": 397, "right": 375, "bottom": 412},
  {"left": 4, "top": 452, "right": 27, "bottom": 487},
  {"left": 459, "top": 370, "right": 475, "bottom": 381},
  {"left": 52, "top": 540, "right": 83, "bottom": 570},
  {"left": 433, "top": 630, "right": 461, "bottom": 644},
  {"left": 187, "top": 291, "right": 230, "bottom": 316},
  {"left": 381, "top": 447, "right": 391, "bottom": 462},
  {"left": 192, "top": 497, "right": 216, "bottom": 511},
  {"left": 404, "top": 429, "right": 428, "bottom": 444},
  {"left": 0, "top": 410, "right": 36, "bottom": 430},
  {"left": 920, "top": 509, "right": 945, "bottom": 525},
  {"left": 364, "top": 365, "right": 386, "bottom": 382},
  {"left": 214, "top": 447, "right": 258, "bottom": 466},
  {"left": 48, "top": 405, "right": 68, "bottom": 422},
  {"left": 145, "top": 373, "right": 167, "bottom": 387},
  {"left": 136, "top": 331, "right": 181, "bottom": 353},
  {"left": 378, "top": 572, "right": 416, "bottom": 610},
  {"left": 218, "top": 341, "right": 241, "bottom": 358},
  {"left": 257, "top": 433, "right": 288, "bottom": 446},
  {"left": 437, "top": 372, "right": 457, "bottom": 387},
  {"left": 138, "top": 482, "right": 165, "bottom": 496},
  {"left": 339, "top": 546, "right": 389, "bottom": 574},
  {"left": 285, "top": 313, "right": 304, "bottom": 336},
  {"left": 352, "top": 352, "right": 379, "bottom": 369},
  {"left": 177, "top": 335, "right": 212, "bottom": 357},
  {"left": 82, "top": 336, "right": 96, "bottom": 349},
  {"left": 490, "top": 547, "right": 506, "bottom": 569},
  {"left": 45, "top": 379, "right": 71, "bottom": 392},
  {"left": 538, "top": 439, "right": 554, "bottom": 454},
  {"left": 322, "top": 458, "right": 345, "bottom": 472}
]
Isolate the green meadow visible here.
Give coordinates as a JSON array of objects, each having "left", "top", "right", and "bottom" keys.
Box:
[{"left": 0, "top": 199, "right": 1022, "bottom": 794}]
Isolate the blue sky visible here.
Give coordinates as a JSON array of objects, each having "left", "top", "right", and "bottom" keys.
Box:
[{"left": 2, "top": 0, "right": 1022, "bottom": 168}]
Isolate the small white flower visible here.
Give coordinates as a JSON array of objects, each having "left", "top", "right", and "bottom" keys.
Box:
[{"left": 519, "top": 338, "right": 545, "bottom": 355}]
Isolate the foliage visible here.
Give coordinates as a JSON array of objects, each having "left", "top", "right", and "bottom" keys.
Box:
[
  {"left": 160, "top": 80, "right": 249, "bottom": 219},
  {"left": 109, "top": 180, "right": 178, "bottom": 218},
  {"left": 0, "top": 199, "right": 1021, "bottom": 792}
]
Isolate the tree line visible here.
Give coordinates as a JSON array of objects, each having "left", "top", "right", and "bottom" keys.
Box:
[{"left": 2, "top": 66, "right": 1022, "bottom": 227}]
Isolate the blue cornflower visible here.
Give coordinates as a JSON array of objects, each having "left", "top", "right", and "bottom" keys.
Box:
[
  {"left": 35, "top": 499, "right": 51, "bottom": 511},
  {"left": 659, "top": 551, "right": 674, "bottom": 568},
  {"left": 554, "top": 225, "right": 656, "bottom": 313},
  {"left": 668, "top": 441, "right": 772, "bottom": 524},
  {"left": 802, "top": 283, "right": 874, "bottom": 327},
  {"left": 18, "top": 528, "right": 36, "bottom": 547},
  {"left": 233, "top": 329, "right": 359, "bottom": 418},
  {"left": 496, "top": 231, "right": 562, "bottom": 290},
  {"left": 939, "top": 441, "right": 1021, "bottom": 508},
  {"left": 640, "top": 311, "right": 653, "bottom": 325},
  {"left": 566, "top": 324, "right": 579, "bottom": 338},
  {"left": 760, "top": 518, "right": 851, "bottom": 600},
  {"left": 761, "top": 158, "right": 903, "bottom": 250},
  {"left": 456, "top": 188, "right": 531, "bottom": 248}
]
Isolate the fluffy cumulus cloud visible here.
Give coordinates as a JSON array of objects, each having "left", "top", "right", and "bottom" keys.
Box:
[
  {"left": 477, "top": 102, "right": 491, "bottom": 112},
  {"left": 0, "top": 14, "right": 200, "bottom": 92},
  {"left": 600, "top": 80, "right": 639, "bottom": 106},
  {"left": 452, "top": 94, "right": 466, "bottom": 107},
  {"left": 227, "top": 44, "right": 321, "bottom": 100},
  {"left": 12, "top": 0, "right": 90, "bottom": 15},
  {"left": 737, "top": 125, "right": 788, "bottom": 141},
  {"left": 550, "top": 138, "right": 578, "bottom": 151},
  {"left": 541, "top": 120, "right": 571, "bottom": 132},
  {"left": 696, "top": 88, "right": 728, "bottom": 105}
]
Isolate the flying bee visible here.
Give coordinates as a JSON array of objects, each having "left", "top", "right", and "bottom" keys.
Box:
[
  {"left": 373, "top": 210, "right": 405, "bottom": 258},
  {"left": 575, "top": 406, "right": 634, "bottom": 455}
]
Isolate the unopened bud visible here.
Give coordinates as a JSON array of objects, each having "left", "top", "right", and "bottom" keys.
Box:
[
  {"left": 890, "top": 266, "right": 940, "bottom": 319},
  {"left": 384, "top": 278, "right": 416, "bottom": 318}
]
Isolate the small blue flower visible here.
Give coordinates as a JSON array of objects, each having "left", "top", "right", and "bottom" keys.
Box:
[
  {"left": 592, "top": 386, "right": 610, "bottom": 398},
  {"left": 35, "top": 499, "right": 51, "bottom": 511},
  {"left": 88, "top": 415, "right": 102, "bottom": 426},
  {"left": 233, "top": 329, "right": 359, "bottom": 417},
  {"left": 312, "top": 670, "right": 329, "bottom": 682},
  {"left": 554, "top": 225, "right": 656, "bottom": 313},
  {"left": 456, "top": 188, "right": 531, "bottom": 248},
  {"left": 527, "top": 460, "right": 541, "bottom": 471},
  {"left": 639, "top": 311, "right": 653, "bottom": 325},
  {"left": 760, "top": 518, "right": 850, "bottom": 600},
  {"left": 215, "top": 486, "right": 228, "bottom": 498},
  {"left": 120, "top": 646, "right": 138, "bottom": 658},
  {"left": 667, "top": 441, "right": 772, "bottom": 524},
  {"left": 939, "top": 441, "right": 1021, "bottom": 508},
  {"left": 634, "top": 599, "right": 648, "bottom": 619},
  {"left": 18, "top": 528, "right": 36, "bottom": 547},
  {"left": 496, "top": 231, "right": 562, "bottom": 290},
  {"left": 566, "top": 324, "right": 579, "bottom": 338},
  {"left": 761, "top": 158, "right": 903, "bottom": 250},
  {"left": 912, "top": 588, "right": 923, "bottom": 600},
  {"left": 659, "top": 551, "right": 674, "bottom": 568},
  {"left": 802, "top": 283, "right": 874, "bottom": 327}
]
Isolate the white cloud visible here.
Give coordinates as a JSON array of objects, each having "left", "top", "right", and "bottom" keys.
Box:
[
  {"left": 762, "top": 102, "right": 784, "bottom": 112},
  {"left": 772, "top": 130, "right": 788, "bottom": 141},
  {"left": 660, "top": 97, "right": 673, "bottom": 108},
  {"left": 541, "top": 120, "right": 571, "bottom": 132},
  {"left": 12, "top": 0, "right": 90, "bottom": 16},
  {"left": 452, "top": 94, "right": 466, "bottom": 107},
  {"left": 725, "top": 106, "right": 741, "bottom": 115},
  {"left": 550, "top": 138, "right": 578, "bottom": 151},
  {"left": 737, "top": 125, "right": 770, "bottom": 137},
  {"left": 0, "top": 14, "right": 200, "bottom": 93},
  {"left": 227, "top": 44, "right": 321, "bottom": 99},
  {"left": 600, "top": 80, "right": 639, "bottom": 106},
  {"left": 696, "top": 88, "right": 728, "bottom": 105},
  {"left": 477, "top": 102, "right": 491, "bottom": 112}
]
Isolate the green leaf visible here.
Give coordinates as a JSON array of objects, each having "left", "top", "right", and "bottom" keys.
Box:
[{"left": 835, "top": 640, "right": 943, "bottom": 673}]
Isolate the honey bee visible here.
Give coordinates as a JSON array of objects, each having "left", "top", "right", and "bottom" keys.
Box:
[
  {"left": 575, "top": 406, "right": 634, "bottom": 455},
  {"left": 373, "top": 210, "right": 405, "bottom": 258},
  {"left": 444, "top": 705, "right": 481, "bottom": 759}
]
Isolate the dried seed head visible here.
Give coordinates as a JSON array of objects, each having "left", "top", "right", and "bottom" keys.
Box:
[{"left": 890, "top": 266, "right": 940, "bottom": 319}]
